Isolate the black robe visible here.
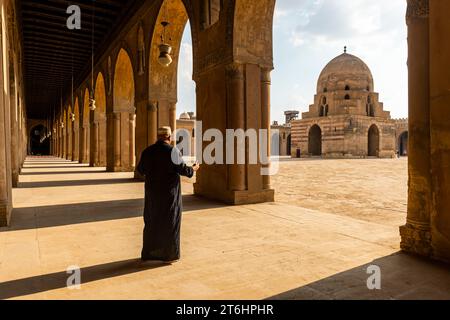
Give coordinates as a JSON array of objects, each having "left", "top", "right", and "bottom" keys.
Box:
[{"left": 137, "top": 140, "right": 194, "bottom": 261}]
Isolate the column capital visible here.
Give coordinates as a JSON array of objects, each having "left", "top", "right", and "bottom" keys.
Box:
[
  {"left": 169, "top": 102, "right": 177, "bottom": 112},
  {"left": 147, "top": 101, "right": 158, "bottom": 112},
  {"left": 406, "top": 0, "right": 429, "bottom": 23},
  {"left": 261, "top": 68, "right": 272, "bottom": 84},
  {"left": 226, "top": 63, "right": 244, "bottom": 80}
]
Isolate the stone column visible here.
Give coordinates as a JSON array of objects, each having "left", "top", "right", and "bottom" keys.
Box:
[
  {"left": 83, "top": 124, "right": 90, "bottom": 164},
  {"left": 227, "top": 63, "right": 246, "bottom": 192},
  {"left": 10, "top": 114, "right": 19, "bottom": 188},
  {"left": 63, "top": 126, "right": 67, "bottom": 159},
  {"left": 60, "top": 126, "right": 64, "bottom": 158},
  {"left": 99, "top": 118, "right": 107, "bottom": 167},
  {"left": 113, "top": 112, "right": 121, "bottom": 169},
  {"left": 148, "top": 102, "right": 158, "bottom": 146},
  {"left": 90, "top": 121, "right": 99, "bottom": 166},
  {"left": 79, "top": 126, "right": 86, "bottom": 163},
  {"left": 55, "top": 125, "right": 58, "bottom": 157},
  {"left": 66, "top": 122, "right": 72, "bottom": 160},
  {"left": 74, "top": 126, "right": 80, "bottom": 162},
  {"left": 58, "top": 127, "right": 62, "bottom": 158},
  {"left": 129, "top": 112, "right": 136, "bottom": 168},
  {"left": 71, "top": 125, "right": 77, "bottom": 162},
  {"left": 400, "top": 0, "right": 432, "bottom": 257},
  {"left": 169, "top": 102, "right": 177, "bottom": 140},
  {"left": 261, "top": 68, "right": 272, "bottom": 190}
]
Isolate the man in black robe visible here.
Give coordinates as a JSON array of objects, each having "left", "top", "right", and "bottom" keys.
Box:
[{"left": 137, "top": 126, "right": 199, "bottom": 263}]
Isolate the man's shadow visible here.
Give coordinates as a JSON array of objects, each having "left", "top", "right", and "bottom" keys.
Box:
[{"left": 0, "top": 259, "right": 170, "bottom": 299}]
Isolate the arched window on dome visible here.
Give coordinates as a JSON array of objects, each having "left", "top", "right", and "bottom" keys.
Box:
[
  {"left": 323, "top": 88, "right": 328, "bottom": 93},
  {"left": 345, "top": 85, "right": 350, "bottom": 91},
  {"left": 345, "top": 94, "right": 350, "bottom": 100}
]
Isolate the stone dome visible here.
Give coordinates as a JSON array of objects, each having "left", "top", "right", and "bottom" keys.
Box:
[
  {"left": 179, "top": 112, "right": 191, "bottom": 120},
  {"left": 317, "top": 52, "right": 374, "bottom": 94}
]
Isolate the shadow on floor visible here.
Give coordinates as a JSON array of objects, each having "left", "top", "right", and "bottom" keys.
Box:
[
  {"left": 266, "top": 252, "right": 450, "bottom": 300},
  {"left": 19, "top": 170, "right": 107, "bottom": 176},
  {"left": 1, "top": 195, "right": 226, "bottom": 232},
  {"left": 18, "top": 178, "right": 140, "bottom": 188},
  {"left": 22, "top": 165, "right": 91, "bottom": 169},
  {"left": 0, "top": 259, "right": 170, "bottom": 299}
]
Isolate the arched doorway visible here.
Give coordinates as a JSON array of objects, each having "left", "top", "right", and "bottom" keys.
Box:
[
  {"left": 287, "top": 134, "right": 292, "bottom": 156},
  {"left": 368, "top": 124, "right": 380, "bottom": 157},
  {"left": 399, "top": 131, "right": 408, "bottom": 156},
  {"left": 308, "top": 125, "right": 322, "bottom": 156},
  {"left": 30, "top": 125, "right": 50, "bottom": 155}
]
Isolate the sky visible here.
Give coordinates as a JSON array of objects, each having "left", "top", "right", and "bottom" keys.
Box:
[{"left": 177, "top": 0, "right": 408, "bottom": 123}]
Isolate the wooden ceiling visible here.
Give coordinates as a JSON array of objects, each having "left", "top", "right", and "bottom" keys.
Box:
[{"left": 19, "top": 0, "right": 145, "bottom": 119}]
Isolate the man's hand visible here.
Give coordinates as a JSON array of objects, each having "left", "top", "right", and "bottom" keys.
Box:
[{"left": 192, "top": 162, "right": 200, "bottom": 172}]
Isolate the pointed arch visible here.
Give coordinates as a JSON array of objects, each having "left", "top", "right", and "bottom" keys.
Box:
[
  {"left": 93, "top": 72, "right": 107, "bottom": 167},
  {"left": 74, "top": 97, "right": 80, "bottom": 126},
  {"left": 83, "top": 88, "right": 91, "bottom": 127},
  {"left": 95, "top": 72, "right": 107, "bottom": 116},
  {"left": 149, "top": 0, "right": 189, "bottom": 104},
  {"left": 114, "top": 48, "right": 135, "bottom": 111}
]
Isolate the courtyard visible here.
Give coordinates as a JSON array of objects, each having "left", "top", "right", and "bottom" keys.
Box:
[{"left": 0, "top": 157, "right": 449, "bottom": 300}]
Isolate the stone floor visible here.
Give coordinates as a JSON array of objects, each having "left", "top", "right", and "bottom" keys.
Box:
[{"left": 0, "top": 157, "right": 449, "bottom": 300}]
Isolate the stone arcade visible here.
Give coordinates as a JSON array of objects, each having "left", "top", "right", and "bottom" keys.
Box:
[{"left": 0, "top": 0, "right": 449, "bottom": 274}]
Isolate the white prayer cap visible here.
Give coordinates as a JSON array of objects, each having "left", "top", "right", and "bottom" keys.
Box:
[{"left": 157, "top": 126, "right": 172, "bottom": 136}]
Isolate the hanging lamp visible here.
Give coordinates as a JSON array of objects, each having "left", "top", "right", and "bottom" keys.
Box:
[{"left": 158, "top": 3, "right": 173, "bottom": 67}]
